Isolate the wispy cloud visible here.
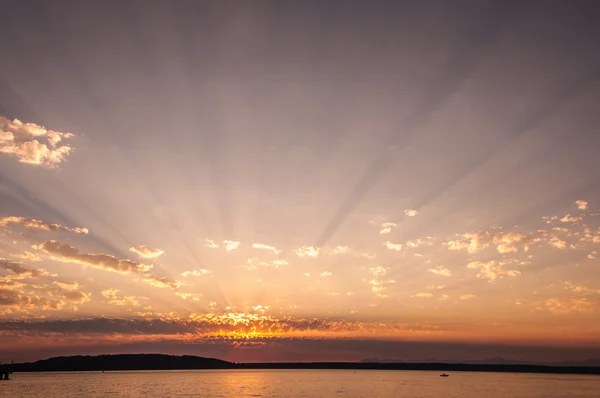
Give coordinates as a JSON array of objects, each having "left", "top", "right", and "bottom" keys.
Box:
[
  {"left": 130, "top": 245, "right": 165, "bottom": 259},
  {"left": 181, "top": 269, "right": 212, "bottom": 277},
  {"left": 252, "top": 243, "right": 281, "bottom": 255},
  {"left": 576, "top": 200, "right": 588, "bottom": 211},
  {"left": 404, "top": 209, "right": 418, "bottom": 217},
  {"left": 0, "top": 116, "right": 74, "bottom": 166},
  {"left": 428, "top": 266, "right": 451, "bottom": 277},
  {"left": 460, "top": 294, "right": 475, "bottom": 300}
]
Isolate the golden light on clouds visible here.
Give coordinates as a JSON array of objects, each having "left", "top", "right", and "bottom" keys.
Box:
[{"left": 0, "top": 116, "right": 74, "bottom": 166}]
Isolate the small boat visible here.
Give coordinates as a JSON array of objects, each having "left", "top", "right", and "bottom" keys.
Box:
[{"left": 440, "top": 373, "right": 449, "bottom": 377}]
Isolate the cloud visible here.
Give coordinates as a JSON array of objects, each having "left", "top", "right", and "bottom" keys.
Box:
[
  {"left": 36, "top": 241, "right": 181, "bottom": 292},
  {"left": 542, "top": 298, "right": 596, "bottom": 315},
  {"left": 447, "top": 231, "right": 537, "bottom": 254},
  {"left": 0, "top": 216, "right": 88, "bottom": 234},
  {"left": 101, "top": 288, "right": 141, "bottom": 306},
  {"left": 0, "top": 283, "right": 90, "bottom": 311},
  {"left": 588, "top": 251, "right": 598, "bottom": 260},
  {"left": 405, "top": 237, "right": 435, "bottom": 248},
  {"left": 181, "top": 269, "right": 212, "bottom": 277},
  {"left": 404, "top": 209, "right": 418, "bottom": 217},
  {"left": 428, "top": 266, "right": 451, "bottom": 277},
  {"left": 368, "top": 279, "right": 396, "bottom": 296},
  {"left": 460, "top": 294, "right": 475, "bottom": 300},
  {"left": 329, "top": 246, "right": 375, "bottom": 259},
  {"left": 320, "top": 271, "right": 332, "bottom": 278},
  {"left": 252, "top": 243, "right": 281, "bottom": 255},
  {"left": 379, "top": 222, "right": 396, "bottom": 235},
  {"left": 576, "top": 200, "right": 588, "bottom": 211},
  {"left": 548, "top": 236, "right": 567, "bottom": 249},
  {"left": 383, "top": 241, "right": 402, "bottom": 251},
  {"left": 0, "top": 116, "right": 74, "bottom": 166},
  {"left": 130, "top": 246, "right": 165, "bottom": 259},
  {"left": 205, "top": 239, "right": 219, "bottom": 249},
  {"left": 1, "top": 259, "right": 54, "bottom": 280},
  {"left": 294, "top": 246, "right": 320, "bottom": 258},
  {"left": 38, "top": 241, "right": 152, "bottom": 274},
  {"left": 467, "top": 261, "right": 521, "bottom": 282},
  {"left": 223, "top": 240, "right": 241, "bottom": 251},
  {"left": 0, "top": 315, "right": 444, "bottom": 342},
  {"left": 560, "top": 214, "right": 583, "bottom": 223},
  {"left": 11, "top": 251, "right": 42, "bottom": 262}
]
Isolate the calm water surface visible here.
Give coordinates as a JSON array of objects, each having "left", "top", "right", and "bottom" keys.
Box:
[{"left": 1, "top": 370, "right": 599, "bottom": 397}]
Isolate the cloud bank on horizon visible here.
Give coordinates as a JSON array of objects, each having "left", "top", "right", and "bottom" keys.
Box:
[{"left": 1, "top": 0, "right": 600, "bottom": 363}]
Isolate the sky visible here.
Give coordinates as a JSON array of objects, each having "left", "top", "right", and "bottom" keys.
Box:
[{"left": 1, "top": 0, "right": 600, "bottom": 364}]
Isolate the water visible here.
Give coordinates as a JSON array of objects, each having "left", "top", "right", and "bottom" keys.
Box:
[{"left": 1, "top": 370, "right": 599, "bottom": 397}]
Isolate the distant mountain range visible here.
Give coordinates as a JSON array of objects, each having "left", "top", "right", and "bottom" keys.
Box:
[
  {"left": 4, "top": 354, "right": 600, "bottom": 375},
  {"left": 359, "top": 357, "right": 600, "bottom": 367}
]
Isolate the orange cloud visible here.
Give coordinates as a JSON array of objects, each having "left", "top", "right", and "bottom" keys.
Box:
[
  {"left": 0, "top": 216, "right": 88, "bottom": 234},
  {"left": 130, "top": 245, "right": 165, "bottom": 259},
  {"left": 0, "top": 116, "right": 74, "bottom": 166}
]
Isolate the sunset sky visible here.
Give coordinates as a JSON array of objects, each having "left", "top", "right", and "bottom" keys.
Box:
[{"left": 1, "top": 0, "right": 600, "bottom": 364}]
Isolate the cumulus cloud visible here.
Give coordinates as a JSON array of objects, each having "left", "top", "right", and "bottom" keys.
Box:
[
  {"left": 404, "top": 209, "right": 418, "bottom": 217},
  {"left": 320, "top": 271, "right": 332, "bottom": 277},
  {"left": 223, "top": 240, "right": 241, "bottom": 251},
  {"left": 460, "top": 294, "right": 475, "bottom": 300},
  {"left": 294, "top": 246, "right": 320, "bottom": 258},
  {"left": 576, "top": 200, "right": 588, "bottom": 211},
  {"left": 428, "top": 266, "right": 451, "bottom": 277},
  {"left": 383, "top": 241, "right": 402, "bottom": 251},
  {"left": 560, "top": 214, "right": 583, "bottom": 223},
  {"left": 467, "top": 261, "right": 521, "bottom": 282},
  {"left": 0, "top": 116, "right": 74, "bottom": 166},
  {"left": 130, "top": 245, "right": 165, "bottom": 259},
  {"left": 204, "top": 239, "right": 219, "bottom": 249},
  {"left": 379, "top": 222, "right": 396, "bottom": 234},
  {"left": 588, "top": 251, "right": 598, "bottom": 260},
  {"left": 252, "top": 243, "right": 281, "bottom": 255},
  {"left": 548, "top": 236, "right": 567, "bottom": 249},
  {"left": 0, "top": 216, "right": 88, "bottom": 234},
  {"left": 0, "top": 283, "right": 90, "bottom": 311}
]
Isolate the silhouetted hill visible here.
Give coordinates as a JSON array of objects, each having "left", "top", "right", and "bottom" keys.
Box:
[
  {"left": 11, "top": 354, "right": 232, "bottom": 372},
  {"left": 6, "top": 354, "right": 600, "bottom": 375}
]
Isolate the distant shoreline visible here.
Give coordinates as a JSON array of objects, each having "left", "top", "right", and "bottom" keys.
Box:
[{"left": 4, "top": 354, "right": 600, "bottom": 376}]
